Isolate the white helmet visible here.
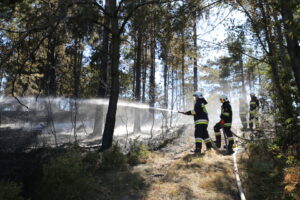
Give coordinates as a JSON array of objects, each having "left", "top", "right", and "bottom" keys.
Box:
[
  {"left": 219, "top": 94, "right": 228, "bottom": 100},
  {"left": 193, "top": 91, "right": 203, "bottom": 98}
]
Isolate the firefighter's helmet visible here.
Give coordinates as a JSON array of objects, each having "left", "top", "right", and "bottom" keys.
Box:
[
  {"left": 219, "top": 94, "right": 228, "bottom": 101},
  {"left": 193, "top": 91, "right": 203, "bottom": 98}
]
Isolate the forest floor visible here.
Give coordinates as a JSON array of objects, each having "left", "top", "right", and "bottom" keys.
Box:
[{"left": 120, "top": 126, "right": 240, "bottom": 200}]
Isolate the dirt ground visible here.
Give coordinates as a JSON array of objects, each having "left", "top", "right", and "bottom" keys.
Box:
[{"left": 122, "top": 126, "right": 240, "bottom": 200}]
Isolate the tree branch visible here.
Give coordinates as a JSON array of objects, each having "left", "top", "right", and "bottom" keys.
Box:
[{"left": 235, "top": 0, "right": 269, "bottom": 55}]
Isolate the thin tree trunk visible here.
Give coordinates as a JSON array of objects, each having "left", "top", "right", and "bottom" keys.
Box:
[
  {"left": 193, "top": 14, "right": 198, "bottom": 92},
  {"left": 142, "top": 42, "right": 147, "bottom": 103},
  {"left": 47, "top": 36, "right": 57, "bottom": 97},
  {"left": 240, "top": 57, "right": 246, "bottom": 99},
  {"left": 149, "top": 21, "right": 155, "bottom": 108},
  {"left": 170, "top": 65, "right": 174, "bottom": 127},
  {"left": 134, "top": 22, "right": 143, "bottom": 132},
  {"left": 163, "top": 55, "right": 168, "bottom": 108},
  {"left": 181, "top": 31, "right": 185, "bottom": 107}
]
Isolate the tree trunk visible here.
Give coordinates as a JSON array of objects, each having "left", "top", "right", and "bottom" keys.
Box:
[
  {"left": 193, "top": 14, "right": 198, "bottom": 92},
  {"left": 47, "top": 36, "right": 57, "bottom": 97},
  {"left": 239, "top": 56, "right": 246, "bottom": 99},
  {"left": 92, "top": 0, "right": 110, "bottom": 136},
  {"left": 142, "top": 42, "right": 147, "bottom": 103},
  {"left": 101, "top": 0, "right": 120, "bottom": 150},
  {"left": 149, "top": 21, "right": 155, "bottom": 108},
  {"left": 163, "top": 55, "right": 168, "bottom": 108},
  {"left": 134, "top": 23, "right": 143, "bottom": 132},
  {"left": 280, "top": 0, "right": 300, "bottom": 96},
  {"left": 181, "top": 30, "right": 185, "bottom": 107},
  {"left": 258, "top": 0, "right": 293, "bottom": 117}
]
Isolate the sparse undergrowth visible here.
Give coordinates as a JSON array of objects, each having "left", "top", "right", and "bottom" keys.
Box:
[
  {"left": 239, "top": 140, "right": 300, "bottom": 200},
  {"left": 0, "top": 181, "right": 24, "bottom": 200},
  {"left": 0, "top": 141, "right": 151, "bottom": 200}
]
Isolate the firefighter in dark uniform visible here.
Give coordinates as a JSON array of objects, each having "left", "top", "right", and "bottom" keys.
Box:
[
  {"left": 249, "top": 93, "right": 260, "bottom": 130},
  {"left": 239, "top": 97, "right": 248, "bottom": 131},
  {"left": 214, "top": 95, "right": 235, "bottom": 154},
  {"left": 180, "top": 92, "right": 213, "bottom": 153}
]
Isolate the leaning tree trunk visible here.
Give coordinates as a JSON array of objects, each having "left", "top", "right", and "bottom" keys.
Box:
[
  {"left": 101, "top": 0, "right": 120, "bottom": 150},
  {"left": 92, "top": 0, "right": 110, "bottom": 137}
]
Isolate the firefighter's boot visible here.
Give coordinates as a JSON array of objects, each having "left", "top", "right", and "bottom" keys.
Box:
[
  {"left": 194, "top": 142, "right": 202, "bottom": 153},
  {"left": 215, "top": 135, "right": 221, "bottom": 148},
  {"left": 205, "top": 141, "right": 212, "bottom": 150},
  {"left": 226, "top": 140, "right": 234, "bottom": 155}
]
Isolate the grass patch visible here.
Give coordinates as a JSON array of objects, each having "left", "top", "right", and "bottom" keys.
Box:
[{"left": 239, "top": 140, "right": 300, "bottom": 200}]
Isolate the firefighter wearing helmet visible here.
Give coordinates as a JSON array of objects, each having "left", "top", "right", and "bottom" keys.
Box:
[
  {"left": 179, "top": 92, "right": 213, "bottom": 154},
  {"left": 213, "top": 94, "right": 235, "bottom": 154},
  {"left": 249, "top": 93, "right": 260, "bottom": 130}
]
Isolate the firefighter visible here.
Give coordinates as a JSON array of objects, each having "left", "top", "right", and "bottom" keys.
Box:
[
  {"left": 214, "top": 94, "right": 235, "bottom": 154},
  {"left": 249, "top": 93, "right": 260, "bottom": 130},
  {"left": 180, "top": 92, "right": 212, "bottom": 153},
  {"left": 239, "top": 97, "right": 248, "bottom": 131}
]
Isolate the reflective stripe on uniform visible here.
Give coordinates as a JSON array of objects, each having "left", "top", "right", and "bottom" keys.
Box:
[
  {"left": 195, "top": 119, "right": 208, "bottom": 125},
  {"left": 224, "top": 123, "right": 232, "bottom": 127},
  {"left": 222, "top": 112, "right": 230, "bottom": 116},
  {"left": 227, "top": 137, "right": 234, "bottom": 141},
  {"left": 250, "top": 102, "right": 256, "bottom": 105},
  {"left": 202, "top": 104, "right": 208, "bottom": 113},
  {"left": 195, "top": 138, "right": 203, "bottom": 143},
  {"left": 215, "top": 132, "right": 221, "bottom": 136},
  {"left": 204, "top": 138, "right": 212, "bottom": 143}
]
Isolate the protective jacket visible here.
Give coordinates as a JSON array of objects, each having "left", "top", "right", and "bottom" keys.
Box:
[
  {"left": 250, "top": 97, "right": 259, "bottom": 112},
  {"left": 220, "top": 101, "right": 232, "bottom": 127},
  {"left": 185, "top": 98, "right": 208, "bottom": 125}
]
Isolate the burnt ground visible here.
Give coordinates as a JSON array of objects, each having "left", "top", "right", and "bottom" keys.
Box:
[
  {"left": 121, "top": 125, "right": 241, "bottom": 200},
  {"left": 0, "top": 123, "right": 243, "bottom": 200}
]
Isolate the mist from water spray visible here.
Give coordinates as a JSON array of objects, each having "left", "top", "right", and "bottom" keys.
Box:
[{"left": 85, "top": 98, "right": 177, "bottom": 112}]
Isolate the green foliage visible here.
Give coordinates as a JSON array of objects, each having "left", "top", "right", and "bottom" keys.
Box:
[
  {"left": 127, "top": 140, "right": 150, "bottom": 166},
  {"left": 100, "top": 144, "right": 128, "bottom": 171},
  {"left": 35, "top": 150, "right": 102, "bottom": 200},
  {"left": 0, "top": 181, "right": 23, "bottom": 200}
]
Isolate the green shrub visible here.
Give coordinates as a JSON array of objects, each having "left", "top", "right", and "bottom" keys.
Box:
[
  {"left": 100, "top": 144, "right": 128, "bottom": 170},
  {"left": 127, "top": 140, "right": 150, "bottom": 166},
  {"left": 0, "top": 181, "right": 23, "bottom": 200},
  {"left": 35, "top": 150, "right": 103, "bottom": 200}
]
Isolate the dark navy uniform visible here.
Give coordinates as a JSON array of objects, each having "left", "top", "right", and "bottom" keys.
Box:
[
  {"left": 249, "top": 96, "right": 260, "bottom": 130},
  {"left": 214, "top": 100, "right": 234, "bottom": 153},
  {"left": 185, "top": 98, "right": 212, "bottom": 153}
]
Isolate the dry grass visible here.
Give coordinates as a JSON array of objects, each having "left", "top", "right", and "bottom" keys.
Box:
[{"left": 132, "top": 150, "right": 239, "bottom": 200}]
